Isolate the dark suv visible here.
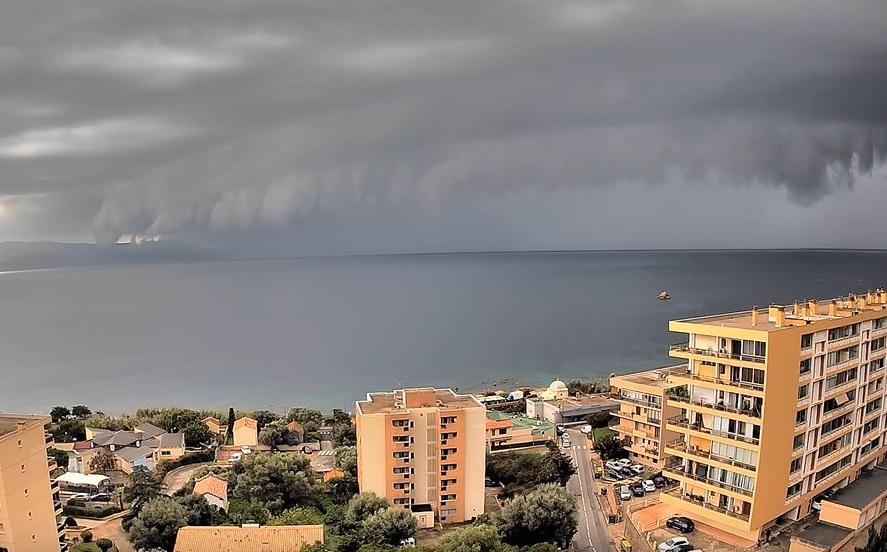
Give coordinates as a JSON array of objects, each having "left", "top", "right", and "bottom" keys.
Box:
[
  {"left": 631, "top": 483, "right": 645, "bottom": 497},
  {"left": 666, "top": 516, "right": 695, "bottom": 533}
]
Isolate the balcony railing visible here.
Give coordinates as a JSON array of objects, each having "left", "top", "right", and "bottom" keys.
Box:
[
  {"left": 613, "top": 395, "right": 662, "bottom": 409},
  {"left": 665, "top": 440, "right": 757, "bottom": 472},
  {"left": 667, "top": 394, "right": 762, "bottom": 419},
  {"left": 828, "top": 335, "right": 859, "bottom": 349},
  {"left": 612, "top": 410, "right": 662, "bottom": 425},
  {"left": 663, "top": 467, "right": 754, "bottom": 497},
  {"left": 825, "top": 357, "right": 860, "bottom": 373},
  {"left": 666, "top": 416, "right": 760, "bottom": 446},
  {"left": 821, "top": 402, "right": 857, "bottom": 423},
  {"left": 669, "top": 344, "right": 765, "bottom": 364},
  {"left": 663, "top": 487, "right": 751, "bottom": 522},
  {"left": 668, "top": 371, "right": 764, "bottom": 393}
]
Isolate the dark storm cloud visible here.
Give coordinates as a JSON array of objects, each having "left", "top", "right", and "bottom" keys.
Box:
[{"left": 0, "top": 0, "right": 885, "bottom": 246}]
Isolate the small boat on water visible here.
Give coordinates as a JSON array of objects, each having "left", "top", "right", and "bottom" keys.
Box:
[{"left": 658, "top": 291, "right": 671, "bottom": 301}]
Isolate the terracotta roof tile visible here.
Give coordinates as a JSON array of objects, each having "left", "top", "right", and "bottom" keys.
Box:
[
  {"left": 174, "top": 525, "right": 324, "bottom": 552},
  {"left": 233, "top": 417, "right": 257, "bottom": 430},
  {"left": 193, "top": 474, "right": 228, "bottom": 500}
]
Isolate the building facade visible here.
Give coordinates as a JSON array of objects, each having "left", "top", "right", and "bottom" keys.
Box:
[
  {"left": 610, "top": 366, "right": 684, "bottom": 467},
  {"left": 355, "top": 388, "right": 486, "bottom": 524},
  {"left": 0, "top": 414, "right": 65, "bottom": 552},
  {"left": 485, "top": 410, "right": 554, "bottom": 451},
  {"left": 659, "top": 292, "right": 887, "bottom": 542}
]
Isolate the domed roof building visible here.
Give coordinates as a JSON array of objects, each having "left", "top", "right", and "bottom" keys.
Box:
[{"left": 542, "top": 379, "right": 570, "bottom": 400}]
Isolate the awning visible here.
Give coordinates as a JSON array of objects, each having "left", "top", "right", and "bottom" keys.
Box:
[{"left": 53, "top": 472, "right": 110, "bottom": 488}]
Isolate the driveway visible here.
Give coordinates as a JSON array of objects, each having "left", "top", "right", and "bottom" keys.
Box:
[
  {"left": 88, "top": 517, "right": 135, "bottom": 552},
  {"left": 161, "top": 463, "right": 211, "bottom": 495}
]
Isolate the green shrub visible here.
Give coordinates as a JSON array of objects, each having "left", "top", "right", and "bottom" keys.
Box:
[
  {"left": 155, "top": 450, "right": 216, "bottom": 478},
  {"left": 62, "top": 505, "right": 121, "bottom": 519}
]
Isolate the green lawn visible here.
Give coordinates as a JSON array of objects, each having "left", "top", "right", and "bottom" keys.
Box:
[{"left": 592, "top": 427, "right": 614, "bottom": 444}]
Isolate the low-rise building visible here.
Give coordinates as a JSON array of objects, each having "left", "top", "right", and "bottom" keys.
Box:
[
  {"left": 233, "top": 417, "right": 258, "bottom": 447},
  {"left": 174, "top": 524, "right": 323, "bottom": 552},
  {"left": 525, "top": 380, "right": 618, "bottom": 424},
  {"left": 193, "top": 474, "right": 228, "bottom": 511},
  {"left": 486, "top": 410, "right": 554, "bottom": 450},
  {"left": 610, "top": 365, "right": 685, "bottom": 467},
  {"left": 203, "top": 417, "right": 223, "bottom": 435}
]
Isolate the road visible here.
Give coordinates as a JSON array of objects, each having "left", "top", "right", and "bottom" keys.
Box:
[{"left": 566, "top": 429, "right": 614, "bottom": 552}]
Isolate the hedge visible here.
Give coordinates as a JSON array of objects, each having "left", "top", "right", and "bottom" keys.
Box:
[
  {"left": 155, "top": 450, "right": 215, "bottom": 477},
  {"left": 62, "top": 505, "right": 121, "bottom": 519}
]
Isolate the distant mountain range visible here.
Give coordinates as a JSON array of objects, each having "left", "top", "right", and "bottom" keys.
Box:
[{"left": 0, "top": 241, "right": 225, "bottom": 272}]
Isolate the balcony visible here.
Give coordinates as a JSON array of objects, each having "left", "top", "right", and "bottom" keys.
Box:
[
  {"left": 821, "top": 401, "right": 857, "bottom": 423},
  {"left": 828, "top": 335, "right": 859, "bottom": 349},
  {"left": 825, "top": 356, "right": 860, "bottom": 374},
  {"left": 612, "top": 410, "right": 662, "bottom": 425},
  {"left": 872, "top": 326, "right": 887, "bottom": 337},
  {"left": 668, "top": 371, "right": 764, "bottom": 395},
  {"left": 663, "top": 467, "right": 754, "bottom": 497},
  {"left": 666, "top": 416, "right": 760, "bottom": 446},
  {"left": 667, "top": 394, "right": 762, "bottom": 420},
  {"left": 614, "top": 395, "right": 662, "bottom": 410},
  {"left": 626, "top": 443, "right": 658, "bottom": 457},
  {"left": 664, "top": 440, "right": 756, "bottom": 473},
  {"left": 663, "top": 487, "right": 751, "bottom": 522},
  {"left": 669, "top": 343, "right": 765, "bottom": 364}
]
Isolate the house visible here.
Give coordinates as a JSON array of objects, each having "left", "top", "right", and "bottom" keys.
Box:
[
  {"left": 70, "top": 426, "right": 184, "bottom": 474},
  {"left": 323, "top": 468, "right": 346, "bottom": 482},
  {"left": 114, "top": 445, "right": 155, "bottom": 474},
  {"left": 233, "top": 417, "right": 258, "bottom": 447},
  {"left": 287, "top": 421, "right": 305, "bottom": 441},
  {"left": 154, "top": 432, "right": 186, "bottom": 463},
  {"left": 173, "top": 524, "right": 324, "bottom": 552},
  {"left": 203, "top": 416, "right": 223, "bottom": 435},
  {"left": 135, "top": 423, "right": 166, "bottom": 439},
  {"left": 193, "top": 474, "right": 228, "bottom": 511}
]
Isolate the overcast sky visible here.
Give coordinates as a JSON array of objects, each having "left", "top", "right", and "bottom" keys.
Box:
[{"left": 1, "top": 0, "right": 885, "bottom": 253}]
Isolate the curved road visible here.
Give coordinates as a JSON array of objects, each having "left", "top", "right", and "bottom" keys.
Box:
[{"left": 567, "top": 429, "right": 614, "bottom": 552}]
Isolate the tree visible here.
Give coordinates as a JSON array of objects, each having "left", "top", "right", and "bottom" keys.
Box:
[
  {"left": 72, "top": 405, "right": 92, "bottom": 419},
  {"left": 593, "top": 434, "right": 627, "bottom": 460},
  {"left": 250, "top": 410, "right": 282, "bottom": 430},
  {"left": 53, "top": 419, "right": 86, "bottom": 442},
  {"left": 268, "top": 506, "right": 324, "bottom": 526},
  {"left": 182, "top": 422, "right": 215, "bottom": 448},
  {"left": 81, "top": 529, "right": 94, "bottom": 543},
  {"left": 363, "top": 508, "right": 418, "bottom": 546},
  {"left": 584, "top": 411, "right": 613, "bottom": 429},
  {"left": 128, "top": 497, "right": 188, "bottom": 552},
  {"left": 540, "top": 446, "right": 577, "bottom": 486},
  {"left": 344, "top": 492, "right": 389, "bottom": 528},
  {"left": 335, "top": 446, "right": 358, "bottom": 476},
  {"left": 96, "top": 538, "right": 114, "bottom": 552},
  {"left": 174, "top": 493, "right": 217, "bottom": 526},
  {"left": 226, "top": 408, "right": 236, "bottom": 443},
  {"left": 47, "top": 447, "right": 70, "bottom": 470},
  {"left": 857, "top": 523, "right": 887, "bottom": 552},
  {"left": 258, "top": 422, "right": 300, "bottom": 446},
  {"left": 328, "top": 474, "right": 360, "bottom": 504},
  {"left": 436, "top": 524, "right": 507, "bottom": 552},
  {"left": 227, "top": 499, "right": 270, "bottom": 525},
  {"left": 89, "top": 448, "right": 117, "bottom": 474},
  {"left": 123, "top": 466, "right": 161, "bottom": 510},
  {"left": 51, "top": 406, "right": 71, "bottom": 423},
  {"left": 287, "top": 407, "right": 324, "bottom": 429},
  {"left": 497, "top": 485, "right": 577, "bottom": 549},
  {"left": 230, "top": 453, "right": 321, "bottom": 514},
  {"left": 486, "top": 451, "right": 545, "bottom": 486},
  {"left": 332, "top": 423, "right": 357, "bottom": 447}
]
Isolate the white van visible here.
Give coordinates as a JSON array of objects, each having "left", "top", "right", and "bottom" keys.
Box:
[{"left": 619, "top": 485, "right": 632, "bottom": 501}]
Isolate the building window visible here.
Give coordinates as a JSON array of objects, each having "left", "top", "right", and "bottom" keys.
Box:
[
  {"left": 872, "top": 337, "right": 886, "bottom": 352},
  {"left": 876, "top": 318, "right": 887, "bottom": 330},
  {"left": 872, "top": 359, "right": 886, "bottom": 373},
  {"left": 823, "top": 390, "right": 855, "bottom": 413},
  {"left": 799, "top": 359, "right": 811, "bottom": 375},
  {"left": 865, "top": 397, "right": 883, "bottom": 415},
  {"left": 827, "top": 345, "right": 860, "bottom": 367},
  {"left": 17, "top": 440, "right": 22, "bottom": 448},
  {"left": 829, "top": 324, "right": 860, "bottom": 341},
  {"left": 793, "top": 434, "right": 805, "bottom": 450},
  {"left": 815, "top": 455, "right": 852, "bottom": 482},
  {"left": 801, "top": 334, "right": 813, "bottom": 348},
  {"left": 863, "top": 419, "right": 879, "bottom": 435},
  {"left": 795, "top": 410, "right": 807, "bottom": 425},
  {"left": 23, "top": 488, "right": 28, "bottom": 497},
  {"left": 20, "top": 464, "right": 25, "bottom": 473},
  {"left": 787, "top": 482, "right": 802, "bottom": 497},
  {"left": 790, "top": 458, "right": 802, "bottom": 473},
  {"left": 821, "top": 415, "right": 852, "bottom": 436},
  {"left": 798, "top": 385, "right": 809, "bottom": 400}
]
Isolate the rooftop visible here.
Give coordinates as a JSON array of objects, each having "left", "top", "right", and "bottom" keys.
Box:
[
  {"left": 611, "top": 365, "right": 687, "bottom": 389},
  {"left": 174, "top": 525, "right": 324, "bottom": 552},
  {"left": 486, "top": 410, "right": 554, "bottom": 435},
  {"left": 674, "top": 290, "right": 887, "bottom": 331},
  {"left": 357, "top": 387, "right": 484, "bottom": 415},
  {"left": 193, "top": 474, "right": 228, "bottom": 500},
  {"left": 0, "top": 413, "right": 50, "bottom": 439},
  {"left": 793, "top": 523, "right": 852, "bottom": 550},
  {"left": 159, "top": 432, "right": 185, "bottom": 448},
  {"left": 826, "top": 463, "right": 887, "bottom": 510},
  {"left": 529, "top": 393, "right": 617, "bottom": 411}
]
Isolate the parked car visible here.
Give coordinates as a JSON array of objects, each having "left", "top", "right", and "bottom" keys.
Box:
[
  {"left": 812, "top": 489, "right": 835, "bottom": 511},
  {"left": 653, "top": 475, "right": 668, "bottom": 488},
  {"left": 70, "top": 493, "right": 91, "bottom": 501},
  {"left": 620, "top": 467, "right": 635, "bottom": 477},
  {"left": 658, "top": 537, "right": 690, "bottom": 552},
  {"left": 605, "top": 460, "right": 622, "bottom": 471},
  {"left": 240, "top": 445, "right": 253, "bottom": 455},
  {"left": 556, "top": 425, "right": 566, "bottom": 435},
  {"left": 228, "top": 452, "right": 242, "bottom": 463},
  {"left": 673, "top": 545, "right": 695, "bottom": 552},
  {"left": 617, "top": 458, "right": 632, "bottom": 467},
  {"left": 642, "top": 480, "right": 656, "bottom": 492},
  {"left": 485, "top": 477, "right": 498, "bottom": 487},
  {"left": 301, "top": 444, "right": 314, "bottom": 454},
  {"left": 580, "top": 425, "right": 593, "bottom": 434},
  {"left": 631, "top": 483, "right": 645, "bottom": 497},
  {"left": 562, "top": 440, "right": 571, "bottom": 449},
  {"left": 607, "top": 469, "right": 625, "bottom": 480},
  {"left": 630, "top": 464, "right": 644, "bottom": 474},
  {"left": 88, "top": 493, "right": 111, "bottom": 502},
  {"left": 618, "top": 485, "right": 632, "bottom": 501},
  {"left": 666, "top": 516, "right": 695, "bottom": 533}
]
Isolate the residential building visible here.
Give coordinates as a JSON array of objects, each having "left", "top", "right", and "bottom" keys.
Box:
[
  {"left": 154, "top": 432, "right": 186, "bottom": 463},
  {"left": 69, "top": 426, "right": 184, "bottom": 474},
  {"left": 173, "top": 524, "right": 323, "bottom": 552},
  {"left": 355, "top": 387, "right": 486, "bottom": 524},
  {"left": 0, "top": 413, "right": 65, "bottom": 552},
  {"left": 233, "top": 417, "right": 258, "bottom": 447},
  {"left": 485, "top": 410, "right": 554, "bottom": 451},
  {"left": 193, "top": 474, "right": 228, "bottom": 511},
  {"left": 659, "top": 292, "right": 887, "bottom": 542},
  {"left": 525, "top": 380, "right": 618, "bottom": 424},
  {"left": 203, "top": 417, "right": 223, "bottom": 435},
  {"left": 610, "top": 366, "right": 685, "bottom": 467}
]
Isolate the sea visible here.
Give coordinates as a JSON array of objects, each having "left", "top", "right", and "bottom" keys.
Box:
[{"left": 2, "top": 250, "right": 887, "bottom": 415}]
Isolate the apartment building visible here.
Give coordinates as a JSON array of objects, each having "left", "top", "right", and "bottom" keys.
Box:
[
  {"left": 658, "top": 291, "right": 887, "bottom": 542},
  {"left": 610, "top": 366, "right": 685, "bottom": 467},
  {"left": 355, "top": 388, "right": 486, "bottom": 525},
  {"left": 0, "top": 414, "right": 65, "bottom": 552}
]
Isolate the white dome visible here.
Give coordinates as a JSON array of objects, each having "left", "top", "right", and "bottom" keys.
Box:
[{"left": 548, "top": 380, "right": 568, "bottom": 392}]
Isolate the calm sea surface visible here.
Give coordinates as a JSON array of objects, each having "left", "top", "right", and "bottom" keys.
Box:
[{"left": 2, "top": 250, "right": 887, "bottom": 414}]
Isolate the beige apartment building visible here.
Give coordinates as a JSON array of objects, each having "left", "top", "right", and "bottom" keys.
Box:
[
  {"left": 610, "top": 366, "right": 684, "bottom": 467},
  {"left": 0, "top": 414, "right": 65, "bottom": 552},
  {"left": 355, "top": 388, "right": 486, "bottom": 525},
  {"left": 654, "top": 292, "right": 887, "bottom": 542}
]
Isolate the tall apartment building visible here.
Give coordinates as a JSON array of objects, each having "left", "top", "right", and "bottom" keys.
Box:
[
  {"left": 355, "top": 388, "right": 486, "bottom": 525},
  {"left": 610, "top": 366, "right": 684, "bottom": 467},
  {"left": 0, "top": 414, "right": 65, "bottom": 552},
  {"left": 658, "top": 292, "right": 887, "bottom": 542}
]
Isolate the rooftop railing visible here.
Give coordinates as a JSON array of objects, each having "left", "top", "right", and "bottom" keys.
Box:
[{"left": 669, "top": 344, "right": 765, "bottom": 364}]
